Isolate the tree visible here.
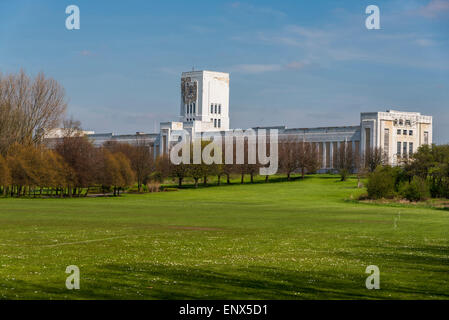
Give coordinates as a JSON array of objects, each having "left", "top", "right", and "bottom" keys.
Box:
[
  {"left": 98, "top": 149, "right": 123, "bottom": 196},
  {"left": 299, "top": 142, "right": 320, "bottom": 178},
  {"left": 0, "top": 154, "right": 11, "bottom": 195},
  {"left": 279, "top": 139, "right": 299, "bottom": 181},
  {"left": 154, "top": 154, "right": 171, "bottom": 183},
  {"left": 0, "top": 70, "right": 67, "bottom": 155},
  {"left": 55, "top": 135, "right": 98, "bottom": 197},
  {"left": 335, "top": 141, "right": 355, "bottom": 181},
  {"left": 114, "top": 152, "right": 136, "bottom": 194},
  {"left": 365, "top": 147, "right": 387, "bottom": 173}
]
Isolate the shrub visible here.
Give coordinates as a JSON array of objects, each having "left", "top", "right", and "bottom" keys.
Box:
[
  {"left": 366, "top": 166, "right": 398, "bottom": 199},
  {"left": 147, "top": 181, "right": 161, "bottom": 193},
  {"left": 401, "top": 177, "right": 430, "bottom": 202}
]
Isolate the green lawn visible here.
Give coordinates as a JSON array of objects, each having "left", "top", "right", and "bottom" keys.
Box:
[{"left": 0, "top": 175, "right": 448, "bottom": 299}]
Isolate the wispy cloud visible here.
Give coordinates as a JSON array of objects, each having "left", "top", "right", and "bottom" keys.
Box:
[
  {"left": 228, "top": 2, "right": 286, "bottom": 18},
  {"left": 416, "top": 0, "right": 449, "bottom": 18},
  {"left": 230, "top": 60, "right": 310, "bottom": 74},
  {"left": 230, "top": 64, "right": 282, "bottom": 74},
  {"left": 80, "top": 50, "right": 94, "bottom": 57}
]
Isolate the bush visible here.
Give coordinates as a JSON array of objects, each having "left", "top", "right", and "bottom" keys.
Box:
[
  {"left": 366, "top": 166, "right": 398, "bottom": 199},
  {"left": 147, "top": 181, "right": 161, "bottom": 193},
  {"left": 401, "top": 177, "right": 430, "bottom": 202}
]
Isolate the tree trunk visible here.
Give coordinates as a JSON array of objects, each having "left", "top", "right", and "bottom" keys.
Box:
[
  {"left": 178, "top": 177, "right": 183, "bottom": 187},
  {"left": 203, "top": 176, "right": 207, "bottom": 186},
  {"left": 241, "top": 174, "right": 244, "bottom": 184},
  {"left": 227, "top": 174, "right": 230, "bottom": 184},
  {"left": 265, "top": 175, "right": 269, "bottom": 183},
  {"left": 217, "top": 175, "right": 221, "bottom": 186},
  {"left": 194, "top": 178, "right": 198, "bottom": 188}
]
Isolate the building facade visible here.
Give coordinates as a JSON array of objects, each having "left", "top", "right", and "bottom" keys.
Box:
[{"left": 51, "top": 70, "right": 432, "bottom": 171}]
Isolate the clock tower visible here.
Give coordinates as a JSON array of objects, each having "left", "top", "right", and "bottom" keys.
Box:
[{"left": 180, "top": 70, "right": 230, "bottom": 131}]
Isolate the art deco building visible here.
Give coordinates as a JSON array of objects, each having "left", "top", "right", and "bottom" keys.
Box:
[{"left": 49, "top": 70, "right": 432, "bottom": 171}]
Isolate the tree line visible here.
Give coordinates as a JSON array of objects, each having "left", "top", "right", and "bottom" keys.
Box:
[{"left": 366, "top": 144, "right": 449, "bottom": 201}]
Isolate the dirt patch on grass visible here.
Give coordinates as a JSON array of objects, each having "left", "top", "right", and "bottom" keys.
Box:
[{"left": 166, "top": 225, "right": 222, "bottom": 231}]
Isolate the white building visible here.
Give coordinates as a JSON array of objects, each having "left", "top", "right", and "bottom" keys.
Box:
[{"left": 47, "top": 70, "right": 433, "bottom": 171}]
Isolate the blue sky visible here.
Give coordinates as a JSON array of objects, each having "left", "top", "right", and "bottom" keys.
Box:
[{"left": 1, "top": 0, "right": 448, "bottom": 143}]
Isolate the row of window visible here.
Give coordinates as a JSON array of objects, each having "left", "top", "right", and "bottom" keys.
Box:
[
  {"left": 211, "top": 104, "right": 221, "bottom": 115},
  {"left": 211, "top": 118, "right": 221, "bottom": 128},
  {"left": 186, "top": 102, "right": 196, "bottom": 114},
  {"left": 397, "top": 129, "right": 413, "bottom": 136},
  {"left": 397, "top": 141, "right": 414, "bottom": 157},
  {"left": 394, "top": 119, "right": 412, "bottom": 126}
]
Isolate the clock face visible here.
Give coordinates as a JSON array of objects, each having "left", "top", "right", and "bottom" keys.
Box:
[{"left": 181, "top": 77, "right": 197, "bottom": 104}]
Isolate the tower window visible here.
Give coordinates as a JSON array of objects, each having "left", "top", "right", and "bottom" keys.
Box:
[
  {"left": 219, "top": 104, "right": 221, "bottom": 114},
  {"left": 218, "top": 119, "right": 221, "bottom": 128},
  {"left": 211, "top": 104, "right": 213, "bottom": 113},
  {"left": 214, "top": 119, "right": 217, "bottom": 128},
  {"left": 403, "top": 130, "right": 407, "bottom": 135},
  {"left": 409, "top": 130, "right": 413, "bottom": 136},
  {"left": 214, "top": 104, "right": 217, "bottom": 114},
  {"left": 403, "top": 142, "right": 407, "bottom": 157},
  {"left": 397, "top": 142, "right": 401, "bottom": 156},
  {"left": 397, "top": 129, "right": 401, "bottom": 135},
  {"left": 409, "top": 142, "right": 413, "bottom": 155},
  {"left": 424, "top": 131, "right": 429, "bottom": 144},
  {"left": 193, "top": 102, "right": 196, "bottom": 114}
]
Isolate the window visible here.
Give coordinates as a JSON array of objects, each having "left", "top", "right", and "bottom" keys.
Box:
[
  {"left": 211, "top": 104, "right": 213, "bottom": 113},
  {"left": 214, "top": 104, "right": 217, "bottom": 114},
  {"left": 403, "top": 142, "right": 407, "bottom": 157},
  {"left": 394, "top": 119, "right": 398, "bottom": 125},
  {"left": 409, "top": 130, "right": 413, "bottom": 136},
  {"left": 405, "top": 120, "right": 411, "bottom": 126},
  {"left": 403, "top": 130, "right": 407, "bottom": 135},
  {"left": 399, "top": 119, "right": 404, "bottom": 125},
  {"left": 214, "top": 119, "right": 217, "bottom": 128},
  {"left": 409, "top": 142, "right": 413, "bottom": 155},
  {"left": 384, "top": 129, "right": 390, "bottom": 157},
  {"left": 397, "top": 129, "right": 401, "bottom": 135},
  {"left": 397, "top": 142, "right": 401, "bottom": 156},
  {"left": 218, "top": 119, "right": 221, "bottom": 128},
  {"left": 218, "top": 104, "right": 221, "bottom": 114},
  {"left": 424, "top": 131, "right": 429, "bottom": 144},
  {"left": 193, "top": 102, "right": 196, "bottom": 114},
  {"left": 365, "top": 128, "right": 371, "bottom": 158}
]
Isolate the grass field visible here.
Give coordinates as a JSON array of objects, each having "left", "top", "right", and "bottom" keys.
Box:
[{"left": 0, "top": 175, "right": 448, "bottom": 300}]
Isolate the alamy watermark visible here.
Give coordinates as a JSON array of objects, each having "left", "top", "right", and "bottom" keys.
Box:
[
  {"left": 66, "top": 5, "right": 80, "bottom": 30},
  {"left": 365, "top": 5, "right": 380, "bottom": 30},
  {"left": 169, "top": 129, "right": 279, "bottom": 176},
  {"left": 65, "top": 265, "right": 80, "bottom": 290},
  {"left": 365, "top": 265, "right": 380, "bottom": 289}
]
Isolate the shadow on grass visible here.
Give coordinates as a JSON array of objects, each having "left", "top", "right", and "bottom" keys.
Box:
[
  {"left": 1, "top": 264, "right": 388, "bottom": 300},
  {"left": 165, "top": 175, "right": 325, "bottom": 190}
]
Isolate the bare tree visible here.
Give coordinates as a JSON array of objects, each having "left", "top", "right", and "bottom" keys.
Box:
[
  {"left": 0, "top": 70, "right": 67, "bottom": 155},
  {"left": 335, "top": 141, "right": 355, "bottom": 181},
  {"left": 365, "top": 147, "right": 387, "bottom": 173}
]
